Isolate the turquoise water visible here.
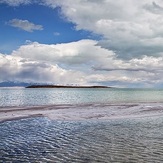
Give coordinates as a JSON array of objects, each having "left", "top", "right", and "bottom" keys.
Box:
[{"left": 1, "top": 87, "right": 163, "bottom": 107}]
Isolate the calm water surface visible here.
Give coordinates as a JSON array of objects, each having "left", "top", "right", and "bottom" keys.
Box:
[{"left": 1, "top": 87, "right": 163, "bottom": 107}]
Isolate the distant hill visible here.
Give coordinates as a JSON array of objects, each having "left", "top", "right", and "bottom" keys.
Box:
[
  {"left": 26, "top": 85, "right": 110, "bottom": 89},
  {"left": 0, "top": 82, "right": 30, "bottom": 87}
]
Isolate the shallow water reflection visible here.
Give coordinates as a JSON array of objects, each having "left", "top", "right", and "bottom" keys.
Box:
[{"left": 1, "top": 117, "right": 163, "bottom": 162}]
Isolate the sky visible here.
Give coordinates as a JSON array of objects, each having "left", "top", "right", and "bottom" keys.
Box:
[{"left": 1, "top": 0, "right": 163, "bottom": 88}]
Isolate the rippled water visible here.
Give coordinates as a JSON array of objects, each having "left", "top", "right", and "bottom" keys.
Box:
[
  {"left": 1, "top": 88, "right": 163, "bottom": 162},
  {"left": 1, "top": 117, "right": 163, "bottom": 162},
  {"left": 1, "top": 87, "right": 163, "bottom": 107}
]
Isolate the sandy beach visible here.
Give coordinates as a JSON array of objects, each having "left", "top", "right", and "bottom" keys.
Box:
[{"left": 1, "top": 103, "right": 163, "bottom": 122}]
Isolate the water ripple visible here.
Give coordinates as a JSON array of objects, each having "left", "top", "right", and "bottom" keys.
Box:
[{"left": 1, "top": 117, "right": 163, "bottom": 162}]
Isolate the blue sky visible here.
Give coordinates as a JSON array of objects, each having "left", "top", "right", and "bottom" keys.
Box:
[
  {"left": 1, "top": 0, "right": 163, "bottom": 88},
  {"left": 0, "top": 3, "right": 96, "bottom": 54}
]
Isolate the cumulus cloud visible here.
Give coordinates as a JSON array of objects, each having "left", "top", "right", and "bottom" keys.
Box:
[
  {"left": 94, "top": 56, "right": 163, "bottom": 72},
  {"left": 44, "top": 0, "right": 163, "bottom": 59},
  {"left": 7, "top": 19, "right": 43, "bottom": 32},
  {"left": 0, "top": 53, "right": 86, "bottom": 85},
  {"left": 12, "top": 40, "right": 114, "bottom": 67},
  {"left": 40, "top": 0, "right": 163, "bottom": 59},
  {"left": 3, "top": 0, "right": 163, "bottom": 58},
  {"left": 2, "top": 1, "right": 163, "bottom": 87},
  {"left": 1, "top": 40, "right": 163, "bottom": 87}
]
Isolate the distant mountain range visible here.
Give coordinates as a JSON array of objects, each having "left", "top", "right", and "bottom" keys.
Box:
[{"left": 0, "top": 82, "right": 30, "bottom": 87}]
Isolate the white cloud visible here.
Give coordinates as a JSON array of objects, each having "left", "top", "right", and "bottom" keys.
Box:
[
  {"left": 144, "top": 1, "right": 163, "bottom": 15},
  {"left": 53, "top": 32, "right": 60, "bottom": 36},
  {"left": 42, "top": 0, "right": 163, "bottom": 59},
  {"left": 2, "top": 1, "right": 163, "bottom": 87},
  {"left": 3, "top": 0, "right": 163, "bottom": 58},
  {"left": 7, "top": 19, "right": 43, "bottom": 32},
  {"left": 0, "top": 53, "right": 86, "bottom": 84},
  {"left": 1, "top": 40, "right": 163, "bottom": 87},
  {"left": 0, "top": 0, "right": 31, "bottom": 6},
  {"left": 3, "top": 0, "right": 163, "bottom": 51},
  {"left": 12, "top": 40, "right": 114, "bottom": 68}
]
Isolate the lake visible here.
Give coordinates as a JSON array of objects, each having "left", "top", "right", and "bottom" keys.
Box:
[{"left": 1, "top": 88, "right": 163, "bottom": 162}]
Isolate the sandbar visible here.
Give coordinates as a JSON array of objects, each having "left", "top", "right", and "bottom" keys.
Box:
[{"left": 1, "top": 103, "right": 163, "bottom": 122}]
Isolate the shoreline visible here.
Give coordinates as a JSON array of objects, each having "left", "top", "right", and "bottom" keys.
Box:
[{"left": 1, "top": 103, "right": 163, "bottom": 123}]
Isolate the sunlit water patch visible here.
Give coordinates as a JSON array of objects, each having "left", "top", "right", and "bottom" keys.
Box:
[
  {"left": 1, "top": 88, "right": 163, "bottom": 107},
  {"left": 1, "top": 117, "right": 163, "bottom": 162}
]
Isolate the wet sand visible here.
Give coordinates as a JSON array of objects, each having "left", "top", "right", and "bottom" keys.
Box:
[{"left": 1, "top": 103, "right": 163, "bottom": 122}]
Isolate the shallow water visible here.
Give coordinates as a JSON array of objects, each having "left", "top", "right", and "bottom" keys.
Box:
[
  {"left": 1, "top": 88, "right": 163, "bottom": 162},
  {"left": 1, "top": 117, "right": 163, "bottom": 162}
]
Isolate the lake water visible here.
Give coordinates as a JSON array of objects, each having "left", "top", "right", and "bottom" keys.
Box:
[
  {"left": 1, "top": 88, "right": 163, "bottom": 162},
  {"left": 1, "top": 87, "right": 163, "bottom": 107}
]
